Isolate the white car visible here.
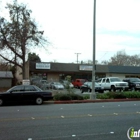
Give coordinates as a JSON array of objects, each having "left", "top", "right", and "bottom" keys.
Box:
[{"left": 50, "top": 82, "right": 64, "bottom": 90}]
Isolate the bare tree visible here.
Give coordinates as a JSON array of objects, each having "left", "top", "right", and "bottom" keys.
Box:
[
  {"left": 101, "top": 50, "right": 140, "bottom": 66},
  {"left": 0, "top": 0, "right": 47, "bottom": 79}
]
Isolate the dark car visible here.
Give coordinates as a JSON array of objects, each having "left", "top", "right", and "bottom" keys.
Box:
[
  {"left": 123, "top": 78, "right": 140, "bottom": 91},
  {"left": 0, "top": 85, "right": 53, "bottom": 106},
  {"left": 80, "top": 82, "right": 104, "bottom": 93}
]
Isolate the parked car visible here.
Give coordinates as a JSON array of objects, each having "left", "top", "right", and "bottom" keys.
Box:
[
  {"left": 36, "top": 80, "right": 50, "bottom": 90},
  {"left": 0, "top": 85, "right": 53, "bottom": 106},
  {"left": 61, "top": 80, "right": 74, "bottom": 88},
  {"left": 49, "top": 82, "right": 64, "bottom": 90},
  {"left": 80, "top": 81, "right": 104, "bottom": 93},
  {"left": 72, "top": 79, "right": 87, "bottom": 88},
  {"left": 123, "top": 78, "right": 140, "bottom": 91}
]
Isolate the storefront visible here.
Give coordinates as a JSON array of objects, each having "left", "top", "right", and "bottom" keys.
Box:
[{"left": 28, "top": 62, "right": 140, "bottom": 82}]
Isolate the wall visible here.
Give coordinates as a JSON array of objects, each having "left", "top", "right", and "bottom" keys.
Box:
[
  {"left": 106, "top": 73, "right": 140, "bottom": 80},
  {"left": 106, "top": 73, "right": 126, "bottom": 80},
  {"left": 0, "top": 79, "right": 12, "bottom": 88},
  {"left": 47, "top": 73, "right": 59, "bottom": 82}
]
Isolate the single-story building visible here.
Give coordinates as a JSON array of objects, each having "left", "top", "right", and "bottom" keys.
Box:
[
  {"left": 0, "top": 71, "right": 13, "bottom": 88},
  {"left": 28, "top": 62, "right": 140, "bottom": 82}
]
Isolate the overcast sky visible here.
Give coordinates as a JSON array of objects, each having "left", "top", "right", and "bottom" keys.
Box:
[{"left": 2, "top": 0, "right": 140, "bottom": 63}]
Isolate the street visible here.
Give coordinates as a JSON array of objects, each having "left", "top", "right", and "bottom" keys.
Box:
[{"left": 0, "top": 101, "right": 140, "bottom": 140}]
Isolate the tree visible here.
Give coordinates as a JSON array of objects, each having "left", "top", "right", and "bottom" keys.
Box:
[
  {"left": 101, "top": 50, "right": 140, "bottom": 66},
  {"left": 28, "top": 52, "right": 41, "bottom": 62},
  {"left": 0, "top": 0, "right": 47, "bottom": 79}
]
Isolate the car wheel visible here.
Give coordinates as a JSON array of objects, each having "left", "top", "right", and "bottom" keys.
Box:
[
  {"left": 0, "top": 98, "right": 3, "bottom": 106},
  {"left": 111, "top": 85, "right": 116, "bottom": 92},
  {"left": 35, "top": 97, "right": 43, "bottom": 105}
]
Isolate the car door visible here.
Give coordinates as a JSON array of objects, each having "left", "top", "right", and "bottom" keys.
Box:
[
  {"left": 101, "top": 78, "right": 106, "bottom": 88},
  {"left": 9, "top": 86, "right": 24, "bottom": 103},
  {"left": 21, "top": 85, "right": 37, "bottom": 102},
  {"left": 105, "top": 78, "right": 111, "bottom": 89}
]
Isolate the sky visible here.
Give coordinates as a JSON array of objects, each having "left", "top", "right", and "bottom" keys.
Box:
[{"left": 1, "top": 0, "right": 140, "bottom": 63}]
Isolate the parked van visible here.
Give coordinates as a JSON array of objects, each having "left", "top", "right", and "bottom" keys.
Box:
[{"left": 72, "top": 79, "right": 87, "bottom": 88}]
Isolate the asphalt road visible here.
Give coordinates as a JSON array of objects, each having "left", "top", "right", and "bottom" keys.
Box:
[{"left": 0, "top": 101, "right": 140, "bottom": 140}]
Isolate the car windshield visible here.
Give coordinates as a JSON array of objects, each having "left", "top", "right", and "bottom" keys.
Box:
[
  {"left": 130, "top": 78, "right": 140, "bottom": 82},
  {"left": 110, "top": 78, "right": 121, "bottom": 82}
]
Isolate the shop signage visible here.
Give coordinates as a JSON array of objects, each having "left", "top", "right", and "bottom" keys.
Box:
[
  {"left": 79, "top": 65, "right": 93, "bottom": 71},
  {"left": 36, "top": 63, "right": 50, "bottom": 69}
]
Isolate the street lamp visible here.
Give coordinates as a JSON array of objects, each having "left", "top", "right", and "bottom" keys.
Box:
[{"left": 90, "top": 0, "right": 96, "bottom": 99}]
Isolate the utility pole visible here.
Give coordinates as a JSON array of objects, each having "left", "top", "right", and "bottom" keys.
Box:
[{"left": 75, "top": 53, "right": 81, "bottom": 63}]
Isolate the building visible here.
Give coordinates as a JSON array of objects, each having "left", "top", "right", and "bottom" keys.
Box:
[
  {"left": 28, "top": 62, "right": 140, "bottom": 81},
  {"left": 0, "top": 71, "right": 13, "bottom": 88}
]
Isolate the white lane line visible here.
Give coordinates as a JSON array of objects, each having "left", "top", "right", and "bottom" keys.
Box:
[
  {"left": 31, "top": 117, "right": 35, "bottom": 120},
  {"left": 61, "top": 116, "right": 65, "bottom": 118},
  {"left": 28, "top": 138, "right": 32, "bottom": 140}
]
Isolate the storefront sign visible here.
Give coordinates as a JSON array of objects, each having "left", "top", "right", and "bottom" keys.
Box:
[
  {"left": 36, "top": 63, "right": 50, "bottom": 69},
  {"left": 79, "top": 65, "right": 93, "bottom": 71}
]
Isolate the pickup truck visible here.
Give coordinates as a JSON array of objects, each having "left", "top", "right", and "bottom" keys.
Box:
[{"left": 96, "top": 77, "right": 129, "bottom": 92}]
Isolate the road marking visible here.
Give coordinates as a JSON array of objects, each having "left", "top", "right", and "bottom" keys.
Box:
[
  {"left": 102, "top": 106, "right": 104, "bottom": 107},
  {"left": 28, "top": 138, "right": 32, "bottom": 140},
  {"left": 72, "top": 135, "right": 76, "bottom": 137},
  {"left": 110, "top": 132, "right": 114, "bottom": 134},
  {"left": 61, "top": 116, "right": 65, "bottom": 118},
  {"left": 31, "top": 117, "right": 35, "bottom": 120},
  {"left": 118, "top": 105, "right": 120, "bottom": 106}
]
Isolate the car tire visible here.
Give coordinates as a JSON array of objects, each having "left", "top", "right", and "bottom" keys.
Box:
[
  {"left": 35, "top": 97, "right": 43, "bottom": 105},
  {"left": 111, "top": 85, "right": 116, "bottom": 92},
  {"left": 0, "top": 98, "right": 3, "bottom": 106}
]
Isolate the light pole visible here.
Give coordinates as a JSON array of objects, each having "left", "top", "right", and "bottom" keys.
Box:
[{"left": 90, "top": 0, "right": 96, "bottom": 99}]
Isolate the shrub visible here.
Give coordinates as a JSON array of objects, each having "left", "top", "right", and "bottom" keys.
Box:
[
  {"left": 97, "top": 94, "right": 109, "bottom": 99},
  {"left": 83, "top": 94, "right": 90, "bottom": 100},
  {"left": 123, "top": 91, "right": 140, "bottom": 98},
  {"left": 69, "top": 94, "right": 84, "bottom": 100},
  {"left": 53, "top": 93, "right": 71, "bottom": 101},
  {"left": 53, "top": 93, "right": 83, "bottom": 101}
]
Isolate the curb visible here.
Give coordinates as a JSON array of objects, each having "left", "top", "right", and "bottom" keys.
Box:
[{"left": 45, "top": 98, "right": 140, "bottom": 104}]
